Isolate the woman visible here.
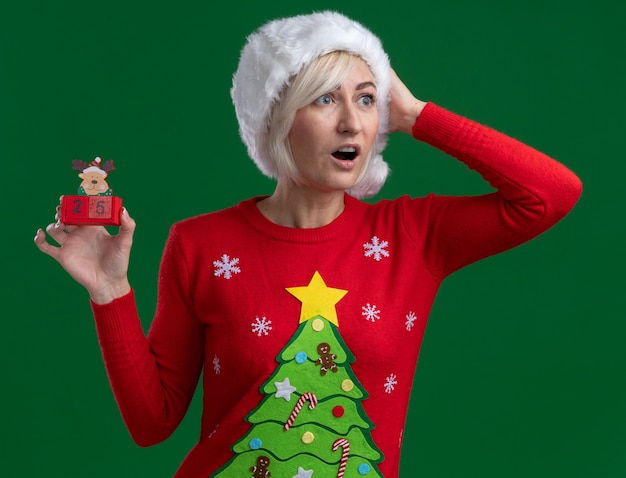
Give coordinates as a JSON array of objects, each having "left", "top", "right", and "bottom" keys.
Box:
[{"left": 34, "top": 11, "right": 582, "bottom": 477}]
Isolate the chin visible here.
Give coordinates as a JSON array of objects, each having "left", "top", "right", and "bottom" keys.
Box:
[{"left": 323, "top": 179, "right": 360, "bottom": 193}]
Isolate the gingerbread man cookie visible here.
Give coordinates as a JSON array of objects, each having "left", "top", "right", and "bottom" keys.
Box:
[
  {"left": 315, "top": 342, "right": 338, "bottom": 376},
  {"left": 250, "top": 455, "right": 271, "bottom": 478}
]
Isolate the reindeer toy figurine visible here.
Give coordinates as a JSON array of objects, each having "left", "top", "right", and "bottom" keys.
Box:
[
  {"left": 73, "top": 157, "right": 116, "bottom": 196},
  {"left": 61, "top": 156, "right": 123, "bottom": 226}
]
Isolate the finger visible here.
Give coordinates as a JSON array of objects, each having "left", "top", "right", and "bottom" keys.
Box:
[
  {"left": 45, "top": 221, "right": 69, "bottom": 245},
  {"left": 50, "top": 218, "right": 79, "bottom": 233},
  {"left": 63, "top": 223, "right": 79, "bottom": 234},
  {"left": 34, "top": 228, "right": 60, "bottom": 260},
  {"left": 118, "top": 208, "right": 136, "bottom": 238}
]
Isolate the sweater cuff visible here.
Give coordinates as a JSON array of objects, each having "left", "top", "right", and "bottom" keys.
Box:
[{"left": 91, "top": 289, "right": 142, "bottom": 343}]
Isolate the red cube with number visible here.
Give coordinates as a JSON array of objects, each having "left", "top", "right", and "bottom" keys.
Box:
[{"left": 61, "top": 195, "right": 123, "bottom": 226}]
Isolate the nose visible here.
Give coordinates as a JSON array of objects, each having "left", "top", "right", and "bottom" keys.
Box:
[
  {"left": 337, "top": 103, "right": 362, "bottom": 134},
  {"left": 91, "top": 180, "right": 98, "bottom": 184}
]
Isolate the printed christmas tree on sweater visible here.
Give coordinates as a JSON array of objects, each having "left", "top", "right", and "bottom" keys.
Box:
[{"left": 213, "top": 271, "right": 383, "bottom": 477}]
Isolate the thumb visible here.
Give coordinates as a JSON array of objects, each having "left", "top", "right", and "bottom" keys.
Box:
[{"left": 117, "top": 207, "right": 136, "bottom": 239}]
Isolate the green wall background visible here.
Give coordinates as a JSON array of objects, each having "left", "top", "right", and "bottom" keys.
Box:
[{"left": 1, "top": 1, "right": 623, "bottom": 476}]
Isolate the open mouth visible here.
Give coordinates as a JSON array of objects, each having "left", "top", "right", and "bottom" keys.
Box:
[{"left": 332, "top": 146, "right": 358, "bottom": 161}]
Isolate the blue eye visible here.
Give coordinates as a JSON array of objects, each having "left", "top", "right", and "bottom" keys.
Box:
[
  {"left": 316, "top": 94, "right": 332, "bottom": 105},
  {"left": 359, "top": 94, "right": 376, "bottom": 106}
]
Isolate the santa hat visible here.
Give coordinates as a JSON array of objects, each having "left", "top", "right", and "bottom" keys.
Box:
[
  {"left": 82, "top": 157, "right": 107, "bottom": 175},
  {"left": 231, "top": 11, "right": 391, "bottom": 198}
]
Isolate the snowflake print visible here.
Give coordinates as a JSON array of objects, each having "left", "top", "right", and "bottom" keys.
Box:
[
  {"left": 405, "top": 311, "right": 417, "bottom": 331},
  {"left": 213, "top": 254, "right": 241, "bottom": 279},
  {"left": 361, "top": 303, "right": 381, "bottom": 322},
  {"left": 251, "top": 316, "right": 273, "bottom": 337},
  {"left": 363, "top": 236, "right": 390, "bottom": 261},
  {"left": 384, "top": 373, "right": 398, "bottom": 394},
  {"left": 212, "top": 355, "right": 221, "bottom": 375}
]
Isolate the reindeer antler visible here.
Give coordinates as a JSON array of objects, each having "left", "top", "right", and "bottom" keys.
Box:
[
  {"left": 72, "top": 159, "right": 88, "bottom": 171},
  {"left": 101, "top": 160, "right": 115, "bottom": 173}
]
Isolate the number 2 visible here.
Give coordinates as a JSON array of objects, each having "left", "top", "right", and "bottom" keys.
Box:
[{"left": 72, "top": 198, "right": 84, "bottom": 214}]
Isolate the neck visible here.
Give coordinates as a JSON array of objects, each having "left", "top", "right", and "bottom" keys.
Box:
[{"left": 257, "top": 180, "right": 346, "bottom": 228}]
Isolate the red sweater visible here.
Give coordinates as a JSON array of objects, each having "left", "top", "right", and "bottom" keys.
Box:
[{"left": 91, "top": 103, "right": 581, "bottom": 477}]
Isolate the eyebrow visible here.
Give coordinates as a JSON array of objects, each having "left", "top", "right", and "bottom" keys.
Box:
[
  {"left": 356, "top": 81, "right": 377, "bottom": 90},
  {"left": 336, "top": 81, "right": 377, "bottom": 91}
]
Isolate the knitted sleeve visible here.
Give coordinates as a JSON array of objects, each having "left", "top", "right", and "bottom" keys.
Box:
[
  {"left": 91, "top": 225, "right": 204, "bottom": 447},
  {"left": 406, "top": 102, "right": 582, "bottom": 277}
]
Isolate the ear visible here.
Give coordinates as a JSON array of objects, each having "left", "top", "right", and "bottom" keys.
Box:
[{"left": 78, "top": 173, "right": 85, "bottom": 179}]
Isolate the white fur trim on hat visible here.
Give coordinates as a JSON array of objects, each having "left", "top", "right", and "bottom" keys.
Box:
[
  {"left": 231, "top": 11, "right": 391, "bottom": 198},
  {"left": 82, "top": 157, "right": 107, "bottom": 175},
  {"left": 82, "top": 166, "right": 107, "bottom": 175}
]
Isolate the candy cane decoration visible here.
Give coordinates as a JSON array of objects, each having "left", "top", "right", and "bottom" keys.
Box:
[
  {"left": 332, "top": 438, "right": 350, "bottom": 478},
  {"left": 284, "top": 392, "right": 318, "bottom": 431}
]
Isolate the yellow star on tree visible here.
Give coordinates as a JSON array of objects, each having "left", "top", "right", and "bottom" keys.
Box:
[{"left": 286, "top": 271, "right": 348, "bottom": 326}]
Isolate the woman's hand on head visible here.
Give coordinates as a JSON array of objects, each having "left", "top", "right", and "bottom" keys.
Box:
[
  {"left": 34, "top": 204, "right": 135, "bottom": 304},
  {"left": 387, "top": 68, "right": 427, "bottom": 135}
]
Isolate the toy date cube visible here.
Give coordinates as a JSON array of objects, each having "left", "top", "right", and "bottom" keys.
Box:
[{"left": 61, "top": 195, "right": 123, "bottom": 226}]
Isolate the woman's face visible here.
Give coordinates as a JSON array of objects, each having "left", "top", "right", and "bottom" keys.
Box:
[{"left": 287, "top": 58, "right": 379, "bottom": 194}]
